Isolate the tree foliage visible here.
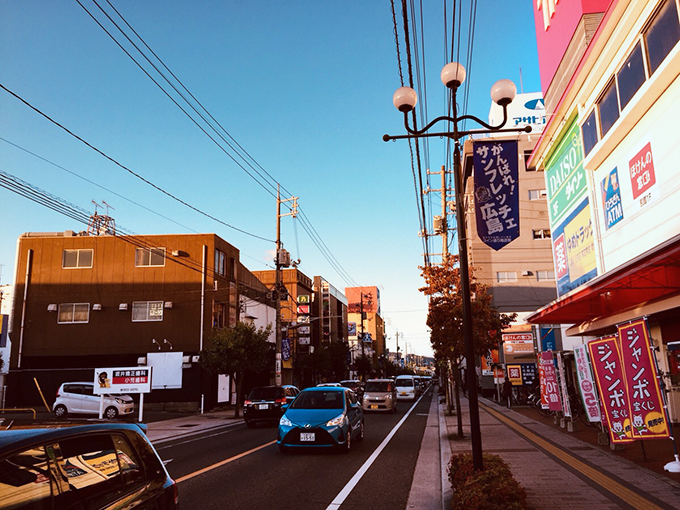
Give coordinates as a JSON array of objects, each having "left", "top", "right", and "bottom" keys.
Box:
[
  {"left": 199, "top": 322, "right": 273, "bottom": 417},
  {"left": 420, "top": 255, "right": 516, "bottom": 361}
]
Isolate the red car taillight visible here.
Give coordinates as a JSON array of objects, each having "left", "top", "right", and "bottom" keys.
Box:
[
  {"left": 275, "top": 397, "right": 286, "bottom": 405},
  {"left": 244, "top": 400, "right": 252, "bottom": 406}
]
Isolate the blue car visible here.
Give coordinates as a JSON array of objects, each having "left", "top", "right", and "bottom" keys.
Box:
[{"left": 277, "top": 386, "right": 364, "bottom": 453}]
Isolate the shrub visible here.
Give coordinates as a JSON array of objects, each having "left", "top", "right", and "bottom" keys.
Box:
[{"left": 448, "top": 453, "right": 527, "bottom": 509}]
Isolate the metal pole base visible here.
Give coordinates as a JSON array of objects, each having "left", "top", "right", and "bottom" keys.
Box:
[{"left": 664, "top": 454, "right": 680, "bottom": 473}]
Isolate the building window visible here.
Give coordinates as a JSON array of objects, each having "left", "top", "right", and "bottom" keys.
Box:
[
  {"left": 598, "top": 79, "right": 620, "bottom": 137},
  {"left": 645, "top": 0, "right": 680, "bottom": 75},
  {"left": 132, "top": 301, "right": 163, "bottom": 322},
  {"left": 496, "top": 272, "right": 517, "bottom": 283},
  {"left": 214, "top": 249, "right": 227, "bottom": 277},
  {"left": 58, "top": 303, "right": 90, "bottom": 324},
  {"left": 523, "top": 150, "right": 536, "bottom": 171},
  {"left": 135, "top": 248, "right": 165, "bottom": 267},
  {"left": 62, "top": 249, "right": 93, "bottom": 268},
  {"left": 213, "top": 301, "right": 227, "bottom": 328},
  {"left": 528, "top": 189, "right": 547, "bottom": 200},
  {"left": 617, "top": 42, "right": 646, "bottom": 110},
  {"left": 581, "top": 109, "right": 599, "bottom": 157},
  {"left": 536, "top": 270, "right": 555, "bottom": 281},
  {"left": 533, "top": 229, "right": 551, "bottom": 239}
]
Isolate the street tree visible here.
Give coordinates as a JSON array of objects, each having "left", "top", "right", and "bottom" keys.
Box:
[
  {"left": 199, "top": 322, "right": 273, "bottom": 418},
  {"left": 420, "top": 255, "right": 515, "bottom": 434},
  {"left": 353, "top": 353, "right": 373, "bottom": 380}
]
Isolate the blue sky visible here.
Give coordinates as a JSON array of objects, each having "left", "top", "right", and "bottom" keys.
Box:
[{"left": 0, "top": 1, "right": 541, "bottom": 357}]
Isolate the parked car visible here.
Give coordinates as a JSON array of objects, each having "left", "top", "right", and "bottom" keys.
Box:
[
  {"left": 277, "top": 386, "right": 364, "bottom": 453},
  {"left": 340, "top": 379, "right": 364, "bottom": 399},
  {"left": 243, "top": 385, "right": 299, "bottom": 427},
  {"left": 53, "top": 382, "right": 134, "bottom": 419},
  {"left": 362, "top": 379, "right": 397, "bottom": 413},
  {"left": 316, "top": 382, "right": 342, "bottom": 387},
  {"left": 395, "top": 375, "right": 418, "bottom": 401},
  {"left": 0, "top": 421, "right": 178, "bottom": 509}
]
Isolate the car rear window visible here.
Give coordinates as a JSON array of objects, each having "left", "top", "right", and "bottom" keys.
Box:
[
  {"left": 396, "top": 379, "right": 413, "bottom": 387},
  {"left": 365, "top": 382, "right": 391, "bottom": 392},
  {"left": 290, "top": 391, "right": 343, "bottom": 409},
  {"left": 248, "top": 387, "right": 282, "bottom": 401}
]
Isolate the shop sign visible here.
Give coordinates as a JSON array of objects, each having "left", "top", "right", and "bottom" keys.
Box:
[
  {"left": 297, "top": 295, "right": 310, "bottom": 304},
  {"left": 552, "top": 197, "right": 598, "bottom": 296},
  {"left": 298, "top": 336, "right": 310, "bottom": 346},
  {"left": 481, "top": 349, "right": 499, "bottom": 376},
  {"left": 617, "top": 319, "right": 669, "bottom": 439},
  {"left": 601, "top": 167, "right": 624, "bottom": 230},
  {"left": 297, "top": 304, "right": 310, "bottom": 314},
  {"left": 573, "top": 344, "right": 601, "bottom": 423},
  {"left": 628, "top": 142, "right": 656, "bottom": 202},
  {"left": 473, "top": 140, "right": 520, "bottom": 250},
  {"left": 588, "top": 336, "right": 634, "bottom": 444},
  {"left": 347, "top": 322, "right": 356, "bottom": 336},
  {"left": 544, "top": 118, "right": 587, "bottom": 227}
]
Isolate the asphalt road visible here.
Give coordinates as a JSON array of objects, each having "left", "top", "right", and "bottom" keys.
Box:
[{"left": 155, "top": 388, "right": 435, "bottom": 510}]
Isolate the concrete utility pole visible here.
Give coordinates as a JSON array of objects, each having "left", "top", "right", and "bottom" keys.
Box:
[{"left": 275, "top": 184, "right": 298, "bottom": 386}]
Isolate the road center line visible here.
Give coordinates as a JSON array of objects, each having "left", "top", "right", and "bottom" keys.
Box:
[
  {"left": 326, "top": 391, "right": 428, "bottom": 510},
  {"left": 175, "top": 440, "right": 276, "bottom": 484}
]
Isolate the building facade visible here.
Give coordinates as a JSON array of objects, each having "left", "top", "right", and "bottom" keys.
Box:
[
  {"left": 526, "top": 0, "right": 680, "bottom": 420},
  {"left": 345, "top": 286, "right": 386, "bottom": 375},
  {"left": 7, "top": 231, "right": 273, "bottom": 410}
]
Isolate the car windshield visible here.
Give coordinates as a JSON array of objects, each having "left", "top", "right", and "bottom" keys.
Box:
[
  {"left": 248, "top": 387, "right": 281, "bottom": 401},
  {"left": 290, "top": 391, "right": 344, "bottom": 410},
  {"left": 396, "top": 379, "right": 413, "bottom": 387},
  {"left": 365, "top": 381, "right": 391, "bottom": 392}
]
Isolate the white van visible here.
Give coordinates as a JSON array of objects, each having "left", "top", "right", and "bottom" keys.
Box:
[{"left": 395, "top": 375, "right": 417, "bottom": 401}]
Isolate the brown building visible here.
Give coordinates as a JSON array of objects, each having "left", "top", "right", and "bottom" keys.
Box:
[
  {"left": 7, "top": 230, "right": 272, "bottom": 410},
  {"left": 345, "top": 286, "right": 386, "bottom": 374}
]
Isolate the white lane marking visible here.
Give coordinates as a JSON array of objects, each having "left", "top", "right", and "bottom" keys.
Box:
[
  {"left": 326, "top": 391, "right": 428, "bottom": 510},
  {"left": 154, "top": 422, "right": 245, "bottom": 450}
]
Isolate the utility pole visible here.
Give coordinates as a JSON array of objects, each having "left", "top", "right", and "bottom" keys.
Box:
[{"left": 275, "top": 184, "right": 298, "bottom": 386}]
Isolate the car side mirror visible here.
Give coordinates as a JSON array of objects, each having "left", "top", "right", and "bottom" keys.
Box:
[{"left": 282, "top": 404, "right": 289, "bottom": 411}]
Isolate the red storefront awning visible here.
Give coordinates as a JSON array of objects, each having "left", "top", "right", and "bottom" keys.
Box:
[{"left": 526, "top": 235, "right": 680, "bottom": 326}]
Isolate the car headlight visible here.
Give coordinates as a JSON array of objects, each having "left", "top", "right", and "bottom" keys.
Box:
[
  {"left": 326, "top": 414, "right": 347, "bottom": 427},
  {"left": 115, "top": 398, "right": 127, "bottom": 404},
  {"left": 384, "top": 394, "right": 392, "bottom": 400},
  {"left": 279, "top": 415, "right": 292, "bottom": 427}
]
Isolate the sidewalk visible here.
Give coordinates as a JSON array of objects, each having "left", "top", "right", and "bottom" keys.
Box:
[
  {"left": 144, "top": 407, "right": 241, "bottom": 444},
  {"left": 441, "top": 395, "right": 680, "bottom": 509}
]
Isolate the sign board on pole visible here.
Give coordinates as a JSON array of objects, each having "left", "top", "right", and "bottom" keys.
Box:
[
  {"left": 538, "top": 351, "right": 561, "bottom": 411},
  {"left": 588, "top": 336, "right": 635, "bottom": 444},
  {"left": 94, "top": 367, "right": 152, "bottom": 395},
  {"left": 573, "top": 344, "right": 601, "bottom": 423},
  {"left": 617, "top": 319, "right": 669, "bottom": 439}
]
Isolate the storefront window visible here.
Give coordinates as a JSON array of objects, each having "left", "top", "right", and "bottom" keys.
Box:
[
  {"left": 645, "top": 0, "right": 680, "bottom": 74},
  {"left": 598, "top": 80, "right": 619, "bottom": 137},
  {"left": 617, "top": 42, "right": 646, "bottom": 110}
]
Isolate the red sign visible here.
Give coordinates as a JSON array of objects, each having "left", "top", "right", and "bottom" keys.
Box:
[
  {"left": 588, "top": 337, "right": 634, "bottom": 444},
  {"left": 617, "top": 320, "right": 669, "bottom": 439},
  {"left": 538, "top": 352, "right": 561, "bottom": 411},
  {"left": 296, "top": 304, "right": 310, "bottom": 315},
  {"left": 553, "top": 233, "right": 568, "bottom": 279},
  {"left": 629, "top": 142, "right": 656, "bottom": 199}
]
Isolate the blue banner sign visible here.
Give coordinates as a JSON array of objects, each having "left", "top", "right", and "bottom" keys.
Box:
[{"left": 473, "top": 140, "right": 520, "bottom": 250}]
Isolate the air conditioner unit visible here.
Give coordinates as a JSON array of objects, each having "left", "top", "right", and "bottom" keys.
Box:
[
  {"left": 47, "top": 304, "right": 58, "bottom": 312},
  {"left": 171, "top": 250, "right": 180, "bottom": 256},
  {"left": 92, "top": 303, "right": 102, "bottom": 311},
  {"left": 191, "top": 355, "right": 200, "bottom": 363},
  {"left": 521, "top": 271, "right": 534, "bottom": 276},
  {"left": 137, "top": 357, "right": 147, "bottom": 365},
  {"left": 164, "top": 301, "right": 173, "bottom": 309},
  {"left": 119, "top": 303, "right": 128, "bottom": 311},
  {"left": 182, "top": 355, "right": 191, "bottom": 364}
]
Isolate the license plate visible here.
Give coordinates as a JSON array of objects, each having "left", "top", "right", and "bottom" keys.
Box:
[
  {"left": 400, "top": 392, "right": 407, "bottom": 396},
  {"left": 258, "top": 404, "right": 268, "bottom": 410},
  {"left": 370, "top": 405, "right": 379, "bottom": 409},
  {"left": 300, "top": 432, "right": 315, "bottom": 442}
]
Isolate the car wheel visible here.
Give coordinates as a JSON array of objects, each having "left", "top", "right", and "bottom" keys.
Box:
[
  {"left": 341, "top": 430, "right": 351, "bottom": 453},
  {"left": 392, "top": 404, "right": 397, "bottom": 414},
  {"left": 357, "top": 421, "right": 364, "bottom": 442},
  {"left": 54, "top": 404, "right": 68, "bottom": 418},
  {"left": 104, "top": 406, "right": 119, "bottom": 419}
]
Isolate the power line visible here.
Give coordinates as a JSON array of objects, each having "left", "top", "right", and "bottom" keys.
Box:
[{"left": 0, "top": 83, "right": 274, "bottom": 243}]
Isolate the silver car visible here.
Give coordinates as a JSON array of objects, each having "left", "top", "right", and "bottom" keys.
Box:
[
  {"left": 362, "top": 379, "right": 398, "bottom": 413},
  {"left": 53, "top": 382, "right": 134, "bottom": 419}
]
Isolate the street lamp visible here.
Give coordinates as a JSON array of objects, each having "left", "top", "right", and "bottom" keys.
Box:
[{"left": 383, "top": 62, "right": 530, "bottom": 471}]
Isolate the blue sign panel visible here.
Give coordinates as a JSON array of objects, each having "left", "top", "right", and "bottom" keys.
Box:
[
  {"left": 601, "top": 167, "right": 624, "bottom": 230},
  {"left": 540, "top": 327, "right": 556, "bottom": 352},
  {"left": 282, "top": 337, "right": 291, "bottom": 361},
  {"left": 473, "top": 140, "right": 520, "bottom": 250}
]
